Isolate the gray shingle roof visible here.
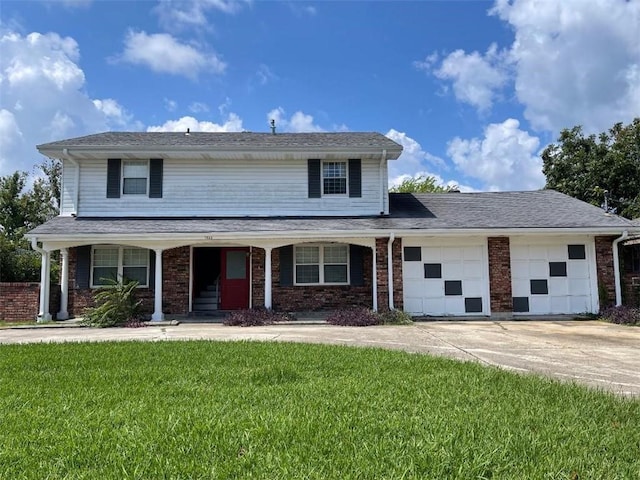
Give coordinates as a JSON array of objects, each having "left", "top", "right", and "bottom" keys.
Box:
[
  {"left": 37, "top": 131, "right": 402, "bottom": 152},
  {"left": 29, "top": 190, "right": 635, "bottom": 238}
]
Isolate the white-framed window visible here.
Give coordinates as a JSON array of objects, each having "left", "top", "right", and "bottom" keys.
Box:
[
  {"left": 91, "top": 246, "right": 149, "bottom": 287},
  {"left": 322, "top": 161, "right": 347, "bottom": 195},
  {"left": 122, "top": 160, "right": 148, "bottom": 195},
  {"left": 294, "top": 244, "right": 349, "bottom": 285}
]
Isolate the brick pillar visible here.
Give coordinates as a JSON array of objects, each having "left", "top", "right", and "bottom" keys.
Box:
[
  {"left": 162, "top": 247, "right": 190, "bottom": 314},
  {"left": 595, "top": 236, "right": 616, "bottom": 308},
  {"left": 251, "top": 247, "right": 266, "bottom": 308},
  {"left": 488, "top": 237, "right": 513, "bottom": 316},
  {"left": 392, "top": 238, "right": 403, "bottom": 310},
  {"left": 375, "top": 238, "right": 388, "bottom": 311}
]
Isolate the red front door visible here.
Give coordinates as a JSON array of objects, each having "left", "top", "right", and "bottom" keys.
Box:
[{"left": 220, "top": 247, "right": 250, "bottom": 310}]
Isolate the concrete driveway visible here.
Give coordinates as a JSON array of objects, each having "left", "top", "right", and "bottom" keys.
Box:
[{"left": 1, "top": 320, "right": 638, "bottom": 396}]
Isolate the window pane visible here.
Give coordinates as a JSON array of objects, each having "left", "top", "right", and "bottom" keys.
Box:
[
  {"left": 324, "top": 265, "right": 347, "bottom": 283},
  {"left": 296, "top": 265, "right": 319, "bottom": 283},
  {"left": 296, "top": 246, "right": 319, "bottom": 264},
  {"left": 324, "top": 245, "right": 347, "bottom": 264},
  {"left": 226, "top": 251, "right": 247, "bottom": 279},
  {"left": 94, "top": 248, "right": 118, "bottom": 267},
  {"left": 123, "top": 248, "right": 147, "bottom": 266},
  {"left": 323, "top": 178, "right": 346, "bottom": 195},
  {"left": 123, "top": 161, "right": 147, "bottom": 177},
  {"left": 123, "top": 266, "right": 147, "bottom": 285},
  {"left": 123, "top": 178, "right": 147, "bottom": 194},
  {"left": 93, "top": 267, "right": 117, "bottom": 285}
]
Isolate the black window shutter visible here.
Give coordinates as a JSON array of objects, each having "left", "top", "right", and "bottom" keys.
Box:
[
  {"left": 308, "top": 159, "right": 321, "bottom": 198},
  {"left": 349, "top": 245, "right": 364, "bottom": 286},
  {"left": 279, "top": 246, "right": 294, "bottom": 286},
  {"left": 149, "top": 159, "right": 163, "bottom": 198},
  {"left": 107, "top": 159, "right": 121, "bottom": 198},
  {"left": 75, "top": 245, "right": 91, "bottom": 289},
  {"left": 348, "top": 159, "right": 361, "bottom": 198},
  {"left": 147, "top": 250, "right": 155, "bottom": 289}
]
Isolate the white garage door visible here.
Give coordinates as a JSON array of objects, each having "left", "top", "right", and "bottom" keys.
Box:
[
  {"left": 511, "top": 239, "right": 596, "bottom": 314},
  {"left": 402, "top": 239, "right": 489, "bottom": 316}
]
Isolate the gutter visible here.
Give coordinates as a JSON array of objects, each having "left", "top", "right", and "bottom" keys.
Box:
[
  {"left": 612, "top": 230, "right": 628, "bottom": 306},
  {"left": 387, "top": 232, "right": 395, "bottom": 310}
]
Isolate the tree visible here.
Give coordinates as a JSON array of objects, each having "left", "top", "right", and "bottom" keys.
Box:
[
  {"left": 0, "top": 160, "right": 61, "bottom": 282},
  {"left": 542, "top": 118, "right": 640, "bottom": 219},
  {"left": 390, "top": 175, "right": 456, "bottom": 193}
]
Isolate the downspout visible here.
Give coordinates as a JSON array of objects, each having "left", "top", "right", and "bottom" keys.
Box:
[
  {"left": 379, "top": 149, "right": 387, "bottom": 215},
  {"left": 612, "top": 230, "right": 628, "bottom": 306},
  {"left": 63, "top": 148, "right": 79, "bottom": 215},
  {"left": 387, "top": 232, "right": 395, "bottom": 310}
]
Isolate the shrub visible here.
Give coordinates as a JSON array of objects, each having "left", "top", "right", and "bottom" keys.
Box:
[
  {"left": 81, "top": 279, "right": 143, "bottom": 328},
  {"left": 379, "top": 309, "right": 414, "bottom": 325},
  {"left": 326, "top": 308, "right": 381, "bottom": 327},
  {"left": 599, "top": 305, "right": 640, "bottom": 325},
  {"left": 223, "top": 308, "right": 291, "bottom": 327}
]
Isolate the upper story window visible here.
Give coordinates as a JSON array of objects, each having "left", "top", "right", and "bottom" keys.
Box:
[
  {"left": 322, "top": 161, "right": 347, "bottom": 195},
  {"left": 294, "top": 244, "right": 349, "bottom": 285},
  {"left": 123, "top": 160, "right": 148, "bottom": 195},
  {"left": 91, "top": 245, "right": 149, "bottom": 287}
]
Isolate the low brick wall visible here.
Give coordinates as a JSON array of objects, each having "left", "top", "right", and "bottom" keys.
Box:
[{"left": 0, "top": 282, "right": 60, "bottom": 322}]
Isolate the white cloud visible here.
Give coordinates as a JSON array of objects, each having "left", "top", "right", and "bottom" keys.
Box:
[
  {"left": 267, "top": 107, "right": 324, "bottom": 132},
  {"left": 415, "top": 44, "right": 508, "bottom": 112},
  {"left": 146, "top": 113, "right": 244, "bottom": 132},
  {"left": 118, "top": 31, "right": 226, "bottom": 79},
  {"left": 154, "top": 0, "right": 250, "bottom": 31},
  {"left": 385, "top": 129, "right": 472, "bottom": 191},
  {"left": 491, "top": 0, "right": 640, "bottom": 133},
  {"left": 189, "top": 102, "right": 210, "bottom": 113},
  {"left": 0, "top": 31, "right": 140, "bottom": 176},
  {"left": 256, "top": 64, "right": 276, "bottom": 86},
  {"left": 164, "top": 98, "right": 178, "bottom": 112},
  {"left": 446, "top": 118, "right": 544, "bottom": 191}
]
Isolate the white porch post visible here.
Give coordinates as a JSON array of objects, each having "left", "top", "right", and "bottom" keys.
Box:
[
  {"left": 57, "top": 248, "right": 69, "bottom": 320},
  {"left": 151, "top": 249, "right": 164, "bottom": 321},
  {"left": 37, "top": 250, "right": 52, "bottom": 322},
  {"left": 264, "top": 247, "right": 273, "bottom": 309},
  {"left": 372, "top": 242, "right": 378, "bottom": 312}
]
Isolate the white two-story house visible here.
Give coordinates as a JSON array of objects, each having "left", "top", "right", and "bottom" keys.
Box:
[{"left": 28, "top": 131, "right": 638, "bottom": 321}]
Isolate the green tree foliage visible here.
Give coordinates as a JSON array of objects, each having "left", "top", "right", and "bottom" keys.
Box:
[
  {"left": 0, "top": 161, "right": 61, "bottom": 282},
  {"left": 542, "top": 118, "right": 640, "bottom": 219},
  {"left": 389, "top": 175, "right": 455, "bottom": 193}
]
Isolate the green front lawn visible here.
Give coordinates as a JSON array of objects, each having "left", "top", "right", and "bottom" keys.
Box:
[{"left": 1, "top": 341, "right": 638, "bottom": 479}]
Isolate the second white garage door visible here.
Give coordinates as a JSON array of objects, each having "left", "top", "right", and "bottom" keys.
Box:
[{"left": 403, "top": 239, "right": 489, "bottom": 316}]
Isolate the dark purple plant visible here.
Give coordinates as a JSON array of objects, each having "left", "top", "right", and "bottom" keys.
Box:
[
  {"left": 326, "top": 308, "right": 381, "bottom": 327},
  {"left": 223, "top": 308, "right": 290, "bottom": 327},
  {"left": 599, "top": 306, "right": 640, "bottom": 325}
]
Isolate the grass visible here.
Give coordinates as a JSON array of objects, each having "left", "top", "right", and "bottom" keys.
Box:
[{"left": 0, "top": 341, "right": 638, "bottom": 479}]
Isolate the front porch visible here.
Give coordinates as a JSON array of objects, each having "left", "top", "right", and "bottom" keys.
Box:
[{"left": 32, "top": 237, "right": 402, "bottom": 322}]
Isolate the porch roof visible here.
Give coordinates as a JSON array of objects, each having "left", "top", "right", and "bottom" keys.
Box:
[{"left": 28, "top": 190, "right": 636, "bottom": 239}]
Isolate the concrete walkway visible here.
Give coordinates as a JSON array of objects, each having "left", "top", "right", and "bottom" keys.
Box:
[{"left": 1, "top": 320, "right": 639, "bottom": 396}]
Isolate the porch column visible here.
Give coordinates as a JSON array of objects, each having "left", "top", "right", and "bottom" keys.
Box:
[
  {"left": 264, "top": 247, "right": 273, "bottom": 309},
  {"left": 372, "top": 244, "right": 378, "bottom": 312},
  {"left": 37, "top": 250, "right": 52, "bottom": 322},
  {"left": 57, "top": 248, "right": 69, "bottom": 320},
  {"left": 151, "top": 249, "right": 164, "bottom": 321}
]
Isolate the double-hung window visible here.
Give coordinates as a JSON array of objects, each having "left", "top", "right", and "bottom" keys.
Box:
[
  {"left": 295, "top": 244, "right": 349, "bottom": 285},
  {"left": 91, "top": 246, "right": 149, "bottom": 287},
  {"left": 322, "top": 161, "right": 347, "bottom": 195},
  {"left": 123, "top": 160, "right": 148, "bottom": 195}
]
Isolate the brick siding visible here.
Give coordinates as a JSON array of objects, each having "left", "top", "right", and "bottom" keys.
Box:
[
  {"left": 0, "top": 283, "right": 60, "bottom": 321},
  {"left": 595, "top": 236, "right": 617, "bottom": 308},
  {"left": 487, "top": 237, "right": 513, "bottom": 313}
]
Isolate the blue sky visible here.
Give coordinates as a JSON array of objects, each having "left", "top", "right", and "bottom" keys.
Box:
[{"left": 1, "top": 0, "right": 639, "bottom": 191}]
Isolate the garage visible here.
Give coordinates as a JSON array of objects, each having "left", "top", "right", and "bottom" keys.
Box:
[
  {"left": 402, "top": 238, "right": 490, "bottom": 316},
  {"left": 510, "top": 238, "right": 598, "bottom": 314}
]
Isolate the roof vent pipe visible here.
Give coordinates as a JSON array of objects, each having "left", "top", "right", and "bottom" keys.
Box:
[
  {"left": 185, "top": 128, "right": 190, "bottom": 136},
  {"left": 270, "top": 119, "right": 276, "bottom": 135}
]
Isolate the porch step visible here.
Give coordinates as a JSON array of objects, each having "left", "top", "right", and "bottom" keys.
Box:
[
  {"left": 194, "top": 297, "right": 219, "bottom": 305},
  {"left": 192, "top": 303, "right": 219, "bottom": 311},
  {"left": 199, "top": 290, "right": 218, "bottom": 298},
  {"left": 194, "top": 283, "right": 219, "bottom": 311}
]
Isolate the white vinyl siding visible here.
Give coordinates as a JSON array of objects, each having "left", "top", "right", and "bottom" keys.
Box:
[
  {"left": 91, "top": 246, "right": 149, "bottom": 287},
  {"left": 74, "top": 157, "right": 384, "bottom": 216}
]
